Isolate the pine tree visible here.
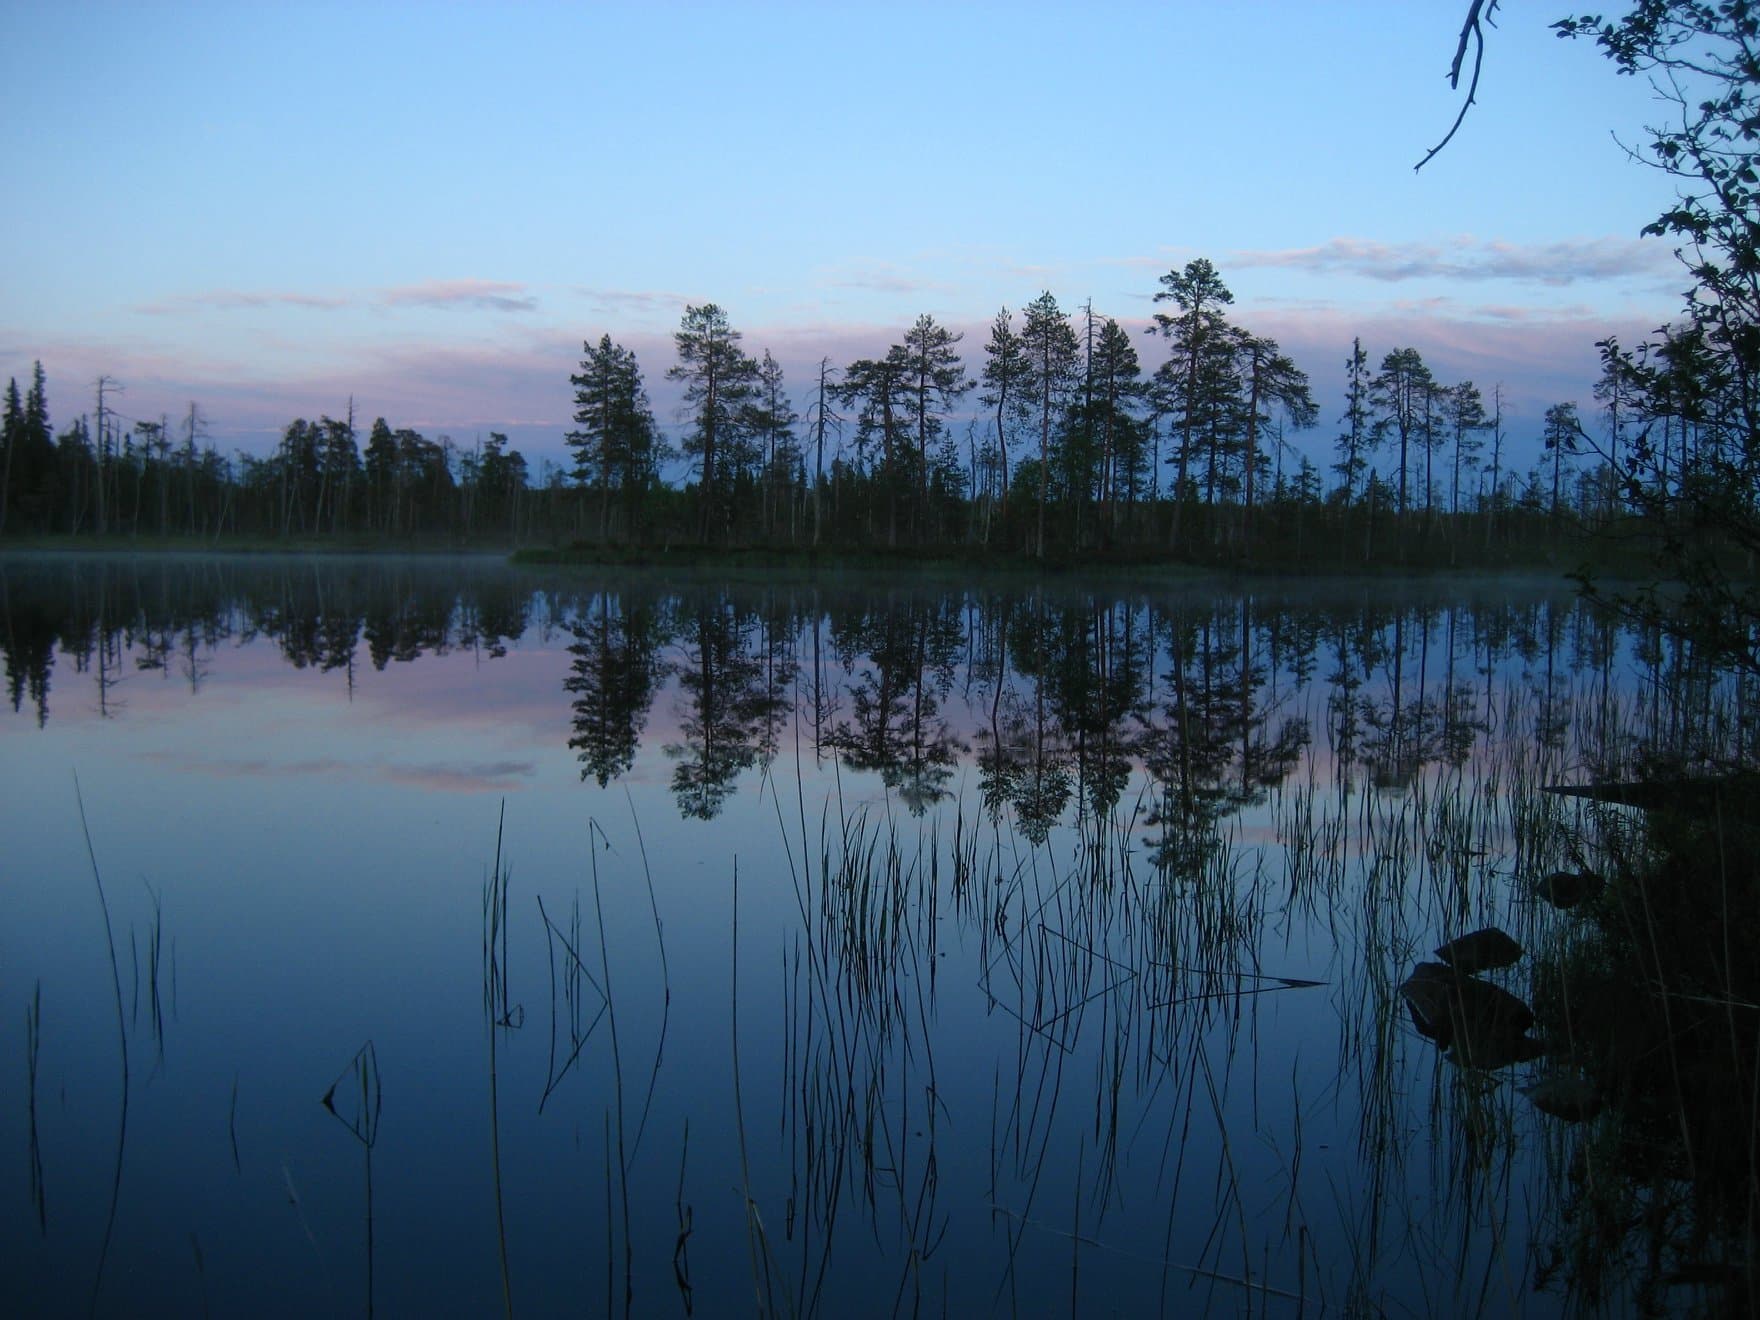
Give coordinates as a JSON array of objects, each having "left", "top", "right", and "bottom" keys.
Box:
[
  {"left": 1543, "top": 402, "right": 1581, "bottom": 523},
  {"left": 667, "top": 304, "right": 758, "bottom": 544},
  {"left": 1149, "top": 259, "right": 1235, "bottom": 544},
  {"left": 747, "top": 349, "right": 799, "bottom": 541},
  {"left": 897, "top": 314, "right": 971, "bottom": 542},
  {"left": 1445, "top": 381, "right": 1488, "bottom": 516},
  {"left": 1370, "top": 347, "right": 1435, "bottom": 519},
  {"left": 804, "top": 358, "right": 841, "bottom": 547},
  {"left": 1232, "top": 329, "right": 1316, "bottom": 552},
  {"left": 836, "top": 351, "right": 912, "bottom": 547},
  {"left": 979, "top": 308, "right": 1027, "bottom": 520},
  {"left": 1019, "top": 292, "right": 1078, "bottom": 556},
  {"left": 1592, "top": 337, "right": 1640, "bottom": 517}
]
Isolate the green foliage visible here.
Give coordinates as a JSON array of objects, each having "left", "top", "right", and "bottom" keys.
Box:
[{"left": 1553, "top": 3, "right": 1760, "bottom": 675}]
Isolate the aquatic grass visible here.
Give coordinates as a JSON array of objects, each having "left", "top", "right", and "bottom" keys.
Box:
[
  {"left": 319, "top": 1040, "right": 382, "bottom": 1319},
  {"left": 75, "top": 777, "right": 128, "bottom": 1320},
  {"left": 481, "top": 800, "right": 514, "bottom": 1319},
  {"left": 140, "top": 881, "right": 166, "bottom": 1067},
  {"left": 729, "top": 861, "right": 792, "bottom": 1317},
  {"left": 536, "top": 891, "right": 604, "bottom": 1112},
  {"left": 588, "top": 818, "right": 636, "bottom": 1319},
  {"left": 280, "top": 1163, "right": 336, "bottom": 1306},
  {"left": 25, "top": 569, "right": 1759, "bottom": 1313},
  {"left": 672, "top": 1120, "right": 695, "bottom": 1315},
  {"left": 26, "top": 979, "right": 45, "bottom": 1236},
  {"left": 228, "top": 1074, "right": 240, "bottom": 1175}
]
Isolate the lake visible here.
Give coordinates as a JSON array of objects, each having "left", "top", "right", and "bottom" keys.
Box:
[{"left": 1, "top": 552, "right": 1749, "bottom": 1316}]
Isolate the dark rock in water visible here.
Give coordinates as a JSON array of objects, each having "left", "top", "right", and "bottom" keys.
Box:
[
  {"left": 1400, "top": 963, "right": 1461, "bottom": 1045},
  {"left": 1405, "top": 998, "right": 1442, "bottom": 1042},
  {"left": 1399, "top": 961, "right": 1537, "bottom": 1068},
  {"left": 1543, "top": 773, "right": 1760, "bottom": 817},
  {"left": 1451, "top": 1028, "right": 1547, "bottom": 1070},
  {"left": 1533, "top": 870, "right": 1604, "bottom": 910},
  {"left": 1522, "top": 1073, "right": 1602, "bottom": 1121},
  {"left": 1435, "top": 926, "right": 1523, "bottom": 972}
]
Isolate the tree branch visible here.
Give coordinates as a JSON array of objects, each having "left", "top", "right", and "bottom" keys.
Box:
[{"left": 1416, "top": 0, "right": 1498, "bottom": 172}]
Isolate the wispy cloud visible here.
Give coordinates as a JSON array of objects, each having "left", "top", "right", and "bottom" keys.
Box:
[
  {"left": 135, "top": 278, "right": 538, "bottom": 317},
  {"left": 1225, "top": 236, "right": 1676, "bottom": 287},
  {"left": 377, "top": 279, "right": 537, "bottom": 313},
  {"left": 817, "top": 261, "right": 952, "bottom": 296},
  {"left": 136, "top": 289, "right": 350, "bottom": 315},
  {"left": 572, "top": 287, "right": 693, "bottom": 316}
]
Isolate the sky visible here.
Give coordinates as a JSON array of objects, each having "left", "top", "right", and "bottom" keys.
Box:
[{"left": 0, "top": 1, "right": 1691, "bottom": 481}]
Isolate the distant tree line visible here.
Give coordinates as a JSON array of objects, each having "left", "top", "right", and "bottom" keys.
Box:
[
  {"left": 557, "top": 259, "right": 1699, "bottom": 564},
  {"left": 2, "top": 257, "right": 1736, "bottom": 563},
  {"left": 0, "top": 370, "right": 537, "bottom": 542}
]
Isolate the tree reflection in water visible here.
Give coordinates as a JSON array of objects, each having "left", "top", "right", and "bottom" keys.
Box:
[{"left": 7, "top": 556, "right": 1760, "bottom": 1313}]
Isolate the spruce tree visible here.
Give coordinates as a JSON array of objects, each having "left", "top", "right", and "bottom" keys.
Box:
[
  {"left": 568, "top": 334, "right": 657, "bottom": 540},
  {"left": 1334, "top": 338, "right": 1371, "bottom": 502},
  {"left": 0, "top": 378, "right": 19, "bottom": 536}
]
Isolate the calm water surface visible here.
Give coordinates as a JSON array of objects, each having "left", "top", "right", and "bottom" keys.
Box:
[{"left": 1, "top": 553, "right": 1745, "bottom": 1316}]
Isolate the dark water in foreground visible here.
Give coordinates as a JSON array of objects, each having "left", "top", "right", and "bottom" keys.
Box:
[{"left": 1, "top": 553, "right": 1751, "bottom": 1316}]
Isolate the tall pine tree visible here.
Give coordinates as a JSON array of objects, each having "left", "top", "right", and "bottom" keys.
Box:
[{"left": 668, "top": 305, "right": 758, "bottom": 543}]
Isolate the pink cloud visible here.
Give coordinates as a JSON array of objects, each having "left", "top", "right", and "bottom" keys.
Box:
[
  {"left": 1224, "top": 235, "right": 1677, "bottom": 287},
  {"left": 376, "top": 279, "right": 537, "bottom": 313},
  {"left": 134, "top": 278, "right": 539, "bottom": 318},
  {"left": 135, "top": 290, "right": 351, "bottom": 315},
  {"left": 571, "top": 287, "right": 694, "bottom": 320}
]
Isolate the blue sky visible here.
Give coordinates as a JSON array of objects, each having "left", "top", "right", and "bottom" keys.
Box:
[{"left": 0, "top": 2, "right": 1687, "bottom": 478}]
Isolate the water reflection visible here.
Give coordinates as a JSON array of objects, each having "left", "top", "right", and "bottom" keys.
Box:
[
  {"left": 666, "top": 594, "right": 791, "bottom": 820},
  {"left": 565, "top": 592, "right": 662, "bottom": 789},
  {"left": 7, "top": 557, "right": 1749, "bottom": 836},
  {"left": 4, "top": 553, "right": 1758, "bottom": 1315}
]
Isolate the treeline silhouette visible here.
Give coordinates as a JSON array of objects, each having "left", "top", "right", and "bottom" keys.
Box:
[
  {"left": 9, "top": 556, "right": 1743, "bottom": 839},
  {"left": 0, "top": 261, "right": 1705, "bottom": 565}
]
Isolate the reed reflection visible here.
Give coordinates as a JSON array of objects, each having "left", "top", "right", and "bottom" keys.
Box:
[{"left": 9, "top": 555, "right": 1760, "bottom": 1313}]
